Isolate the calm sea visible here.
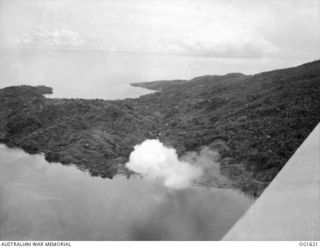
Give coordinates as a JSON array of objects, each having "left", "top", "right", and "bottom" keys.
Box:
[
  {"left": 0, "top": 48, "right": 308, "bottom": 99},
  {"left": 0, "top": 144, "right": 252, "bottom": 240},
  {"left": 0, "top": 48, "right": 306, "bottom": 240}
]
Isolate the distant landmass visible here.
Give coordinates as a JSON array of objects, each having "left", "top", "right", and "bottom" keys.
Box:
[{"left": 0, "top": 60, "right": 319, "bottom": 197}]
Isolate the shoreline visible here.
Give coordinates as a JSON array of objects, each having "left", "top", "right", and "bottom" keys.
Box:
[{"left": 0, "top": 59, "right": 319, "bottom": 197}]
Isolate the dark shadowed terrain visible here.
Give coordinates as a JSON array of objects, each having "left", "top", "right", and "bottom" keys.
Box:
[{"left": 0, "top": 60, "right": 319, "bottom": 197}]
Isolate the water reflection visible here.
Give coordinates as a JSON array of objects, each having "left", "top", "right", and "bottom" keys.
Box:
[{"left": 0, "top": 144, "right": 252, "bottom": 240}]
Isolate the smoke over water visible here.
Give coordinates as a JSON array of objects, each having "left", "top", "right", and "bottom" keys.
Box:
[
  {"left": 126, "top": 139, "right": 203, "bottom": 189},
  {"left": 0, "top": 144, "right": 253, "bottom": 240},
  {"left": 126, "top": 139, "right": 228, "bottom": 189}
]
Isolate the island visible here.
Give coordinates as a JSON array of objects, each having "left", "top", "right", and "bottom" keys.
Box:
[{"left": 0, "top": 60, "right": 319, "bottom": 197}]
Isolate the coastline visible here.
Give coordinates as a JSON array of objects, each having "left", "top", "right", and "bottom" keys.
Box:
[{"left": 1, "top": 60, "right": 319, "bottom": 197}]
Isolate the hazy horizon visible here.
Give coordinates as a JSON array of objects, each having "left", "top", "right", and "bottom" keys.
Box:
[
  {"left": 0, "top": 48, "right": 312, "bottom": 99},
  {"left": 0, "top": 0, "right": 319, "bottom": 61}
]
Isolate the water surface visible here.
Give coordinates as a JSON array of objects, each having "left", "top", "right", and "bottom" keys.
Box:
[
  {"left": 0, "top": 144, "right": 253, "bottom": 240},
  {"left": 0, "top": 48, "right": 308, "bottom": 99},
  {"left": 0, "top": 49, "right": 263, "bottom": 240}
]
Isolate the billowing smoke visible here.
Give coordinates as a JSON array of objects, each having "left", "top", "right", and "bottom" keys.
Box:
[
  {"left": 182, "top": 146, "right": 229, "bottom": 187},
  {"left": 126, "top": 139, "right": 203, "bottom": 189},
  {"left": 0, "top": 144, "right": 253, "bottom": 241},
  {"left": 126, "top": 139, "right": 228, "bottom": 189}
]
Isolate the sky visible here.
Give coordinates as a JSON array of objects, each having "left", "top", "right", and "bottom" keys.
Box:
[{"left": 0, "top": 0, "right": 319, "bottom": 59}]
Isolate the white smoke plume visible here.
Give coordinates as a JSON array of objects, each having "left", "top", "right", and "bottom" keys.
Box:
[
  {"left": 182, "top": 147, "right": 229, "bottom": 187},
  {"left": 126, "top": 139, "right": 203, "bottom": 189},
  {"left": 126, "top": 139, "right": 228, "bottom": 189}
]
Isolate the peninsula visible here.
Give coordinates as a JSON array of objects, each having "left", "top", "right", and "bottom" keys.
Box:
[{"left": 1, "top": 60, "right": 319, "bottom": 197}]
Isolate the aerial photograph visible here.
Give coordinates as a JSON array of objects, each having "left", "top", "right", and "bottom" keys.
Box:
[{"left": 0, "top": 0, "right": 319, "bottom": 243}]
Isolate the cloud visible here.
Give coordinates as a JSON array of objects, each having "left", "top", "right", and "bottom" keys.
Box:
[
  {"left": 0, "top": 0, "right": 318, "bottom": 59},
  {"left": 180, "top": 25, "right": 279, "bottom": 57},
  {"left": 0, "top": 27, "right": 84, "bottom": 48},
  {"left": 33, "top": 28, "right": 84, "bottom": 46}
]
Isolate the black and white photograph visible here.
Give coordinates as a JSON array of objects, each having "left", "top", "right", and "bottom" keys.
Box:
[{"left": 0, "top": 0, "right": 319, "bottom": 244}]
